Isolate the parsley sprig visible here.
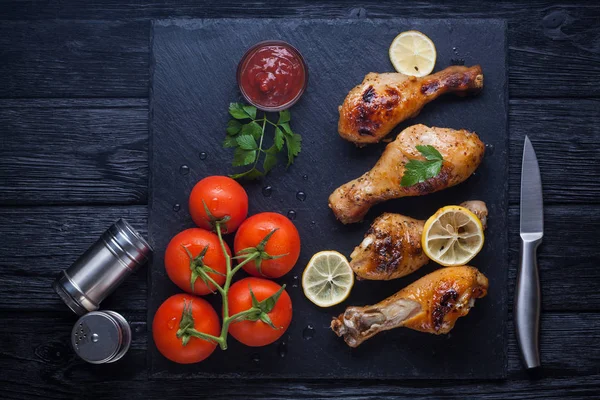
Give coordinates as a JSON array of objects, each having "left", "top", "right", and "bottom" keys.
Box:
[
  {"left": 400, "top": 145, "right": 444, "bottom": 187},
  {"left": 223, "top": 103, "right": 302, "bottom": 180}
]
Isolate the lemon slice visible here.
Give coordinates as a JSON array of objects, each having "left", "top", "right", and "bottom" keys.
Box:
[
  {"left": 422, "top": 206, "right": 484, "bottom": 266},
  {"left": 302, "top": 251, "right": 354, "bottom": 307},
  {"left": 389, "top": 30, "right": 436, "bottom": 77}
]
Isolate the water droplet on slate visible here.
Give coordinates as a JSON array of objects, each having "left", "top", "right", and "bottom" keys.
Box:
[
  {"left": 277, "top": 341, "right": 287, "bottom": 358},
  {"left": 262, "top": 185, "right": 272, "bottom": 197},
  {"left": 302, "top": 174, "right": 308, "bottom": 180},
  {"left": 287, "top": 210, "right": 297, "bottom": 220},
  {"left": 251, "top": 353, "right": 261, "bottom": 363},
  {"left": 302, "top": 324, "right": 315, "bottom": 340},
  {"left": 310, "top": 221, "right": 316, "bottom": 225},
  {"left": 173, "top": 203, "right": 181, "bottom": 212},
  {"left": 91, "top": 333, "right": 99, "bottom": 343},
  {"left": 179, "top": 165, "right": 190, "bottom": 175},
  {"left": 167, "top": 317, "right": 177, "bottom": 330},
  {"left": 485, "top": 143, "right": 495, "bottom": 156},
  {"left": 291, "top": 275, "right": 299, "bottom": 288},
  {"left": 199, "top": 152, "right": 207, "bottom": 160},
  {"left": 296, "top": 191, "right": 306, "bottom": 201}
]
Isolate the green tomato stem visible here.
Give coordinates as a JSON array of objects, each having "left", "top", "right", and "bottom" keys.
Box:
[
  {"left": 181, "top": 222, "right": 273, "bottom": 351},
  {"left": 198, "top": 269, "right": 225, "bottom": 295},
  {"left": 212, "top": 222, "right": 260, "bottom": 350}
]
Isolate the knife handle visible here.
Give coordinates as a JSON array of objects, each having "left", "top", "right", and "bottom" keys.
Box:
[{"left": 515, "top": 236, "right": 542, "bottom": 369}]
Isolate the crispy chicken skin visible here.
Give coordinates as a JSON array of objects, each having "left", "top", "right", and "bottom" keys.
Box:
[
  {"left": 331, "top": 266, "right": 489, "bottom": 347},
  {"left": 350, "top": 201, "right": 488, "bottom": 280},
  {"left": 338, "top": 65, "right": 484, "bottom": 145},
  {"left": 329, "top": 125, "right": 485, "bottom": 224}
]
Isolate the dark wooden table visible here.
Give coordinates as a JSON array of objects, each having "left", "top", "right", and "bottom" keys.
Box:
[{"left": 1, "top": 1, "right": 599, "bottom": 399}]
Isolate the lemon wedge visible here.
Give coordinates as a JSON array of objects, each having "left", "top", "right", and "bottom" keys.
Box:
[
  {"left": 389, "top": 30, "right": 437, "bottom": 77},
  {"left": 422, "top": 206, "right": 484, "bottom": 267},
  {"left": 302, "top": 251, "right": 354, "bottom": 307}
]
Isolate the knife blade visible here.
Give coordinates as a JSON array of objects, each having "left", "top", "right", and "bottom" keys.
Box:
[{"left": 515, "top": 135, "right": 544, "bottom": 369}]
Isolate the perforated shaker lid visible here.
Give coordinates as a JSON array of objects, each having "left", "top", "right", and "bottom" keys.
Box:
[{"left": 71, "top": 311, "right": 131, "bottom": 364}]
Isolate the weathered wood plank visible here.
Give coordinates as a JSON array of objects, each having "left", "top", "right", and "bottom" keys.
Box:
[
  {"left": 508, "top": 99, "right": 600, "bottom": 204},
  {"left": 0, "top": 204, "right": 598, "bottom": 311},
  {"left": 0, "top": 20, "right": 148, "bottom": 98},
  {"left": 1, "top": 2, "right": 599, "bottom": 97},
  {"left": 0, "top": 206, "right": 148, "bottom": 311},
  {"left": 0, "top": 312, "right": 597, "bottom": 399},
  {"left": 0, "top": 99, "right": 597, "bottom": 205},
  {"left": 508, "top": 205, "right": 600, "bottom": 311},
  {"left": 0, "top": 99, "right": 148, "bottom": 205}
]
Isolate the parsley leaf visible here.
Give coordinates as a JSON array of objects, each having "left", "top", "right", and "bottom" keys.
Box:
[
  {"left": 226, "top": 120, "right": 242, "bottom": 135},
  {"left": 243, "top": 105, "right": 257, "bottom": 120},
  {"left": 416, "top": 145, "right": 443, "bottom": 161},
  {"left": 229, "top": 103, "right": 251, "bottom": 120},
  {"left": 232, "top": 148, "right": 257, "bottom": 167},
  {"left": 284, "top": 133, "right": 302, "bottom": 167},
  {"left": 222, "top": 104, "right": 302, "bottom": 180},
  {"left": 278, "top": 110, "right": 291, "bottom": 124},
  {"left": 263, "top": 148, "right": 278, "bottom": 173},
  {"left": 400, "top": 145, "right": 444, "bottom": 187},
  {"left": 274, "top": 127, "right": 284, "bottom": 151},
  {"left": 236, "top": 135, "right": 258, "bottom": 150},
  {"left": 241, "top": 122, "right": 262, "bottom": 140},
  {"left": 230, "top": 168, "right": 264, "bottom": 180},
  {"left": 222, "top": 136, "right": 237, "bottom": 148}
]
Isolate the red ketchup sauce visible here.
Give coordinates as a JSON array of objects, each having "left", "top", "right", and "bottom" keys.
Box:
[{"left": 238, "top": 41, "right": 307, "bottom": 110}]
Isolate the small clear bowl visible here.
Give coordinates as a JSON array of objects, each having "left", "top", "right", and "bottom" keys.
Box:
[{"left": 236, "top": 40, "right": 308, "bottom": 112}]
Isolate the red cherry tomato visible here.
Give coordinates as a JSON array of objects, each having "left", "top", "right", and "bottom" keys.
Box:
[
  {"left": 189, "top": 176, "right": 248, "bottom": 233},
  {"left": 153, "top": 293, "right": 220, "bottom": 364},
  {"left": 165, "top": 228, "right": 231, "bottom": 295},
  {"left": 234, "top": 212, "right": 300, "bottom": 278},
  {"left": 227, "top": 277, "right": 292, "bottom": 347}
]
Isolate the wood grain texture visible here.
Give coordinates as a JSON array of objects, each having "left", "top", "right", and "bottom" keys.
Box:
[
  {"left": 0, "top": 2, "right": 599, "bottom": 98},
  {"left": 0, "top": 0, "right": 598, "bottom": 397},
  {"left": 1, "top": 99, "right": 595, "bottom": 205},
  {"left": 0, "top": 99, "right": 148, "bottom": 205},
  {"left": 508, "top": 99, "right": 600, "bottom": 204},
  {"left": 0, "top": 312, "right": 597, "bottom": 399},
  {"left": 0, "top": 206, "right": 148, "bottom": 311},
  {"left": 0, "top": 21, "right": 149, "bottom": 98},
  {"left": 1, "top": 204, "right": 597, "bottom": 311}
]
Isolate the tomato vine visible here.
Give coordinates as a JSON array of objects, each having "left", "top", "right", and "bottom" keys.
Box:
[{"left": 175, "top": 210, "right": 286, "bottom": 350}]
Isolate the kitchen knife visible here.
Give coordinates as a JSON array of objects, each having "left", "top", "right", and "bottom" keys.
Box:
[{"left": 515, "top": 135, "right": 543, "bottom": 369}]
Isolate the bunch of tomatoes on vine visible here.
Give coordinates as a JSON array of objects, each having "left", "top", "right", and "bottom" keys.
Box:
[{"left": 153, "top": 176, "right": 301, "bottom": 364}]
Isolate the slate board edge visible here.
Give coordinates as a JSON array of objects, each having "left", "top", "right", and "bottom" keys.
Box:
[{"left": 148, "top": 17, "right": 509, "bottom": 380}]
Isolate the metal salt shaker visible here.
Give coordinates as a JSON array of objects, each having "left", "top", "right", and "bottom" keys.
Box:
[
  {"left": 72, "top": 311, "right": 132, "bottom": 364},
  {"left": 53, "top": 218, "right": 152, "bottom": 315}
]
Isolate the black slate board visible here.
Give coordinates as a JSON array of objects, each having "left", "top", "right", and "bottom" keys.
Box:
[{"left": 149, "top": 18, "right": 508, "bottom": 379}]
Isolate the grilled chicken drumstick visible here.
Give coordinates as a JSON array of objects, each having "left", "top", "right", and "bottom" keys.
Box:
[
  {"left": 338, "top": 65, "right": 483, "bottom": 145},
  {"left": 331, "top": 266, "right": 489, "bottom": 348},
  {"left": 351, "top": 201, "right": 487, "bottom": 280},
  {"left": 329, "top": 125, "right": 485, "bottom": 224}
]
